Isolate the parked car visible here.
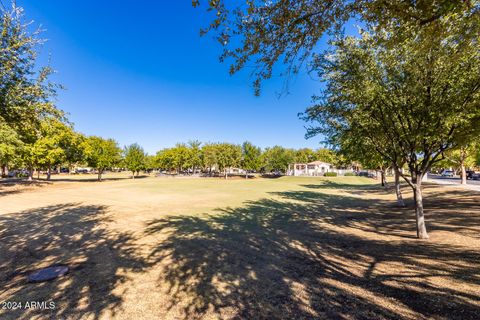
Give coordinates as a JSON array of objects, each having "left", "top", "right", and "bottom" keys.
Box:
[
  {"left": 472, "top": 173, "right": 480, "bottom": 180},
  {"left": 441, "top": 170, "right": 454, "bottom": 177},
  {"left": 466, "top": 170, "right": 476, "bottom": 179},
  {"left": 7, "top": 169, "right": 29, "bottom": 177}
]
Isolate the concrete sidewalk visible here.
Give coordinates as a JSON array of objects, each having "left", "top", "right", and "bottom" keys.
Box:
[{"left": 426, "top": 177, "right": 480, "bottom": 192}]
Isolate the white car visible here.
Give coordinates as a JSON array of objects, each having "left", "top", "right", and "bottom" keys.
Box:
[{"left": 441, "top": 170, "right": 454, "bottom": 177}]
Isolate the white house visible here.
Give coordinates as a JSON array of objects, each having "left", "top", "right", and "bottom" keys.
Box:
[{"left": 287, "top": 161, "right": 334, "bottom": 176}]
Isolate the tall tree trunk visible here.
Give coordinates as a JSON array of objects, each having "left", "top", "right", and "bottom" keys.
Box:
[
  {"left": 380, "top": 169, "right": 388, "bottom": 187},
  {"left": 460, "top": 163, "right": 467, "bottom": 185},
  {"left": 98, "top": 170, "right": 102, "bottom": 181},
  {"left": 225, "top": 168, "right": 228, "bottom": 180},
  {"left": 394, "top": 166, "right": 405, "bottom": 207},
  {"left": 132, "top": 171, "right": 135, "bottom": 179},
  {"left": 413, "top": 179, "right": 429, "bottom": 239},
  {"left": 28, "top": 167, "right": 34, "bottom": 181},
  {"left": 47, "top": 166, "right": 52, "bottom": 180},
  {"left": 1, "top": 164, "right": 5, "bottom": 178},
  {"left": 460, "top": 147, "right": 467, "bottom": 185},
  {"left": 245, "top": 170, "right": 248, "bottom": 179}
]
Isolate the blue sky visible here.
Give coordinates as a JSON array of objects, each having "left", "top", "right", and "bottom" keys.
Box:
[{"left": 21, "top": 1, "right": 325, "bottom": 154}]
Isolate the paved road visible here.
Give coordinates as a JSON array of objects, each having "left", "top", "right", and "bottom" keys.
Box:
[{"left": 427, "top": 174, "right": 480, "bottom": 191}]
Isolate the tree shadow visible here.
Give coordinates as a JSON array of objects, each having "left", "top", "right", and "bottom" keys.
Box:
[
  {"left": 40, "top": 176, "right": 131, "bottom": 183},
  {"left": 0, "top": 180, "right": 50, "bottom": 198},
  {"left": 302, "top": 179, "right": 467, "bottom": 195},
  {"left": 300, "top": 181, "right": 480, "bottom": 237},
  {"left": 301, "top": 179, "right": 380, "bottom": 191},
  {"left": 260, "top": 173, "right": 283, "bottom": 179},
  {"left": 145, "top": 190, "right": 480, "bottom": 319},
  {"left": 420, "top": 188, "right": 480, "bottom": 237},
  {"left": 275, "top": 187, "right": 480, "bottom": 238},
  {"left": 0, "top": 203, "right": 146, "bottom": 319}
]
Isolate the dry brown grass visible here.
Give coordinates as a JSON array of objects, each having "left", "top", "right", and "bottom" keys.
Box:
[{"left": 0, "top": 176, "right": 479, "bottom": 319}]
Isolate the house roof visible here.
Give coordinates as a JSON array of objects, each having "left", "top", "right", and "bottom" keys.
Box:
[{"left": 307, "top": 161, "right": 332, "bottom": 166}]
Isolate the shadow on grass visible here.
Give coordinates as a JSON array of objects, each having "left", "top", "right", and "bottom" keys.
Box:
[
  {"left": 302, "top": 180, "right": 480, "bottom": 237},
  {"left": 0, "top": 174, "right": 150, "bottom": 197},
  {"left": 0, "top": 180, "right": 51, "bottom": 197},
  {"left": 1, "top": 184, "right": 479, "bottom": 319},
  {"left": 145, "top": 189, "right": 480, "bottom": 319},
  {"left": 260, "top": 174, "right": 283, "bottom": 179},
  {"left": 39, "top": 176, "right": 138, "bottom": 182},
  {"left": 301, "top": 178, "right": 380, "bottom": 190},
  {"left": 0, "top": 203, "right": 145, "bottom": 320}
]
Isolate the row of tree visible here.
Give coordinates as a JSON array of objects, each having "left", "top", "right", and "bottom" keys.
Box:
[
  {"left": 155, "top": 142, "right": 341, "bottom": 178},
  {"left": 193, "top": 0, "right": 480, "bottom": 239},
  {"left": 0, "top": 121, "right": 344, "bottom": 181}
]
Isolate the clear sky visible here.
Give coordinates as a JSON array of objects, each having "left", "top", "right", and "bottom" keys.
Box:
[{"left": 20, "top": 1, "right": 325, "bottom": 154}]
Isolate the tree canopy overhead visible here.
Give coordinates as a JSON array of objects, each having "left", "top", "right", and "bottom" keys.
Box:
[{"left": 193, "top": 0, "right": 477, "bottom": 94}]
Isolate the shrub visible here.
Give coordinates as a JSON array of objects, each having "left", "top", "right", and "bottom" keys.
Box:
[
  {"left": 324, "top": 172, "right": 338, "bottom": 177},
  {"left": 344, "top": 172, "right": 356, "bottom": 176}
]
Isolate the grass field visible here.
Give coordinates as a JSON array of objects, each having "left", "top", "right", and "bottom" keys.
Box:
[{"left": 0, "top": 175, "right": 479, "bottom": 319}]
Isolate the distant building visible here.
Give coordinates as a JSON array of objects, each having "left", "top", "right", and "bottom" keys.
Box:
[
  {"left": 287, "top": 161, "right": 353, "bottom": 176},
  {"left": 226, "top": 167, "right": 246, "bottom": 174}
]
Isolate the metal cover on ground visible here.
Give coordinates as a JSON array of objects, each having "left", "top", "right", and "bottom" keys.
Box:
[{"left": 27, "top": 265, "right": 69, "bottom": 282}]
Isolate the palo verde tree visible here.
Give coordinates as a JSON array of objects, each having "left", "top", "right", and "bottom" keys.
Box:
[
  {"left": 123, "top": 143, "right": 146, "bottom": 178},
  {"left": 303, "top": 11, "right": 480, "bottom": 239},
  {"left": 82, "top": 136, "right": 122, "bottom": 181},
  {"left": 241, "top": 141, "right": 262, "bottom": 178}
]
